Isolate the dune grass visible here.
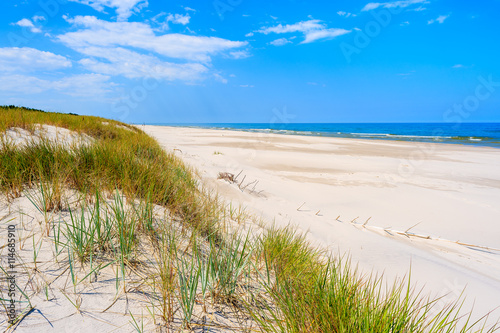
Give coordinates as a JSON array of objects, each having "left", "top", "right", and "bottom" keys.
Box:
[
  {"left": 0, "top": 106, "right": 221, "bottom": 241},
  {"left": 0, "top": 106, "right": 498, "bottom": 332},
  {"left": 254, "top": 227, "right": 494, "bottom": 332}
]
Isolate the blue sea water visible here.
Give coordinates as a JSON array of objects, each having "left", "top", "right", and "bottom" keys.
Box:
[{"left": 154, "top": 123, "right": 500, "bottom": 148}]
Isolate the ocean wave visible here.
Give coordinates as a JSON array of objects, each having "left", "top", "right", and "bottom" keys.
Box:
[
  {"left": 348, "top": 133, "right": 452, "bottom": 140},
  {"left": 174, "top": 124, "right": 500, "bottom": 148},
  {"left": 349, "top": 132, "right": 390, "bottom": 137},
  {"left": 451, "top": 136, "right": 488, "bottom": 142}
]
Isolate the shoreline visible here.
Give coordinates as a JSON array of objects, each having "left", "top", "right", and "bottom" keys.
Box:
[
  {"left": 139, "top": 123, "right": 500, "bottom": 149},
  {"left": 140, "top": 124, "right": 500, "bottom": 326}
]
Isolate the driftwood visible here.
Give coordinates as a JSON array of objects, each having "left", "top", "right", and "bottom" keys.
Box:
[
  {"left": 217, "top": 171, "right": 263, "bottom": 195},
  {"left": 340, "top": 218, "right": 500, "bottom": 252},
  {"left": 217, "top": 172, "right": 236, "bottom": 183}
]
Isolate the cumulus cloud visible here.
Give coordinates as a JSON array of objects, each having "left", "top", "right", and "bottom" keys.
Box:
[
  {"left": 68, "top": 0, "right": 148, "bottom": 21},
  {"left": 150, "top": 12, "right": 191, "bottom": 31},
  {"left": 258, "top": 19, "right": 324, "bottom": 35},
  {"left": 78, "top": 46, "right": 208, "bottom": 81},
  {"left": 428, "top": 14, "right": 450, "bottom": 24},
  {"left": 32, "top": 15, "right": 46, "bottom": 22},
  {"left": 0, "top": 73, "right": 113, "bottom": 96},
  {"left": 12, "top": 18, "right": 41, "bottom": 33},
  {"left": 229, "top": 50, "right": 251, "bottom": 59},
  {"left": 166, "top": 13, "right": 190, "bottom": 25},
  {"left": 51, "top": 74, "right": 116, "bottom": 96},
  {"left": 0, "top": 47, "right": 72, "bottom": 72},
  {"left": 269, "top": 38, "right": 292, "bottom": 46},
  {"left": 213, "top": 73, "right": 228, "bottom": 84},
  {"left": 361, "top": 0, "right": 428, "bottom": 12},
  {"left": 337, "top": 11, "right": 353, "bottom": 17},
  {"left": 59, "top": 16, "right": 247, "bottom": 63},
  {"left": 257, "top": 19, "right": 351, "bottom": 44},
  {"left": 54, "top": 16, "right": 247, "bottom": 82}
]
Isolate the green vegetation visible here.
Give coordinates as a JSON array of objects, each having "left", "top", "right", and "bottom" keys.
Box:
[
  {"left": 0, "top": 106, "right": 497, "bottom": 332},
  {"left": 0, "top": 106, "right": 220, "bottom": 240}
]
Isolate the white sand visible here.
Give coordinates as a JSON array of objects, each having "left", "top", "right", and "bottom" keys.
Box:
[
  {"left": 0, "top": 192, "right": 150, "bottom": 332},
  {"left": 1, "top": 124, "right": 93, "bottom": 148},
  {"left": 0, "top": 191, "right": 251, "bottom": 332},
  {"left": 140, "top": 125, "right": 500, "bottom": 326},
  {"left": 0, "top": 123, "right": 255, "bottom": 331}
]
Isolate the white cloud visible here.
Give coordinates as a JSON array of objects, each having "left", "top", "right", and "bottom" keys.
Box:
[
  {"left": 55, "top": 16, "right": 247, "bottom": 82},
  {"left": 303, "top": 28, "right": 351, "bottom": 44},
  {"left": 12, "top": 18, "right": 41, "bottom": 33},
  {"left": 52, "top": 74, "right": 116, "bottom": 96},
  {"left": 59, "top": 16, "right": 247, "bottom": 63},
  {"left": 337, "top": 11, "right": 352, "bottom": 17},
  {"left": 167, "top": 13, "right": 190, "bottom": 25},
  {"left": 428, "top": 14, "right": 450, "bottom": 24},
  {"left": 149, "top": 12, "right": 168, "bottom": 31},
  {"left": 0, "top": 74, "right": 46, "bottom": 94},
  {"left": 269, "top": 38, "right": 291, "bottom": 46},
  {"left": 0, "top": 74, "right": 48, "bottom": 94},
  {"left": 183, "top": 6, "right": 196, "bottom": 12},
  {"left": 362, "top": 0, "right": 428, "bottom": 11},
  {"left": 68, "top": 0, "right": 148, "bottom": 21},
  {"left": 213, "top": 73, "right": 228, "bottom": 84},
  {"left": 452, "top": 64, "right": 463, "bottom": 68},
  {"left": 258, "top": 19, "right": 324, "bottom": 35},
  {"left": 229, "top": 50, "right": 251, "bottom": 59},
  {"left": 239, "top": 84, "right": 254, "bottom": 88},
  {"left": 257, "top": 19, "right": 351, "bottom": 44},
  {"left": 400, "top": 21, "right": 410, "bottom": 26},
  {"left": 0, "top": 47, "right": 72, "bottom": 72},
  {"left": 245, "top": 32, "right": 254, "bottom": 37},
  {"left": 0, "top": 73, "right": 113, "bottom": 96},
  {"left": 78, "top": 46, "right": 208, "bottom": 81},
  {"left": 150, "top": 12, "right": 191, "bottom": 31},
  {"left": 32, "top": 15, "right": 46, "bottom": 22}
]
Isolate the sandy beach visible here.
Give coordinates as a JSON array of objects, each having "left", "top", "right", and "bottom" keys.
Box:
[{"left": 141, "top": 125, "right": 500, "bottom": 324}]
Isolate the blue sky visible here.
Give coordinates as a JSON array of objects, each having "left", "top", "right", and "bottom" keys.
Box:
[{"left": 1, "top": 0, "right": 499, "bottom": 124}]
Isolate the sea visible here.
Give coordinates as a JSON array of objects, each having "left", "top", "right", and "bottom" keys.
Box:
[{"left": 153, "top": 123, "right": 500, "bottom": 148}]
